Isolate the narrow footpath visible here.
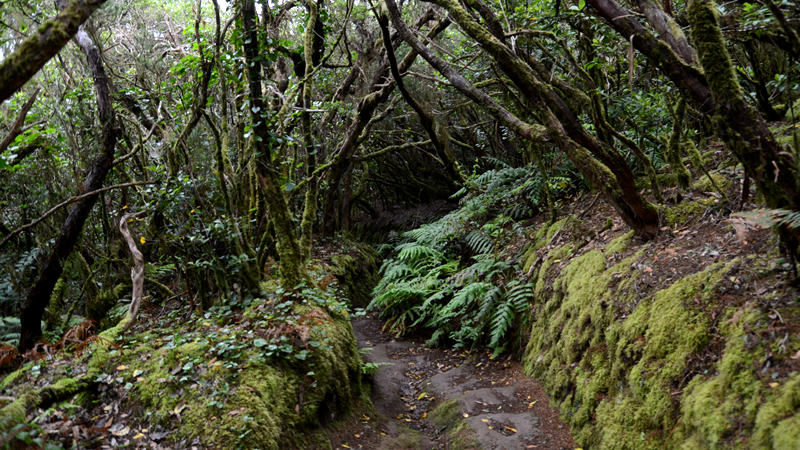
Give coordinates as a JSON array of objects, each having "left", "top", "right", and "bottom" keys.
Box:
[{"left": 326, "top": 314, "right": 577, "bottom": 449}]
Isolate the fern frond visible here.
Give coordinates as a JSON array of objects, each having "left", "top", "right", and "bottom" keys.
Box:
[
  {"left": 465, "top": 230, "right": 493, "bottom": 255},
  {"left": 489, "top": 302, "right": 515, "bottom": 349},
  {"left": 507, "top": 283, "right": 534, "bottom": 312}
]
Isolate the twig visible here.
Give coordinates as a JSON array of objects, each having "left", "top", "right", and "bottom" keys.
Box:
[
  {"left": 577, "top": 192, "right": 602, "bottom": 220},
  {"left": 0, "top": 181, "right": 154, "bottom": 250}
]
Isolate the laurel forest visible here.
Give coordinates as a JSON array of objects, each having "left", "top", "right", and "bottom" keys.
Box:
[{"left": 0, "top": 0, "right": 799, "bottom": 447}]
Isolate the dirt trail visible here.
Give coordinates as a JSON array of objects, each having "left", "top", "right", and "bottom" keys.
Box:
[{"left": 327, "top": 315, "right": 576, "bottom": 450}]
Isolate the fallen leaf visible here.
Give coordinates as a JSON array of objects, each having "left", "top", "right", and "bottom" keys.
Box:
[
  {"left": 770, "top": 382, "right": 780, "bottom": 388},
  {"left": 132, "top": 369, "right": 143, "bottom": 377},
  {"left": 791, "top": 350, "right": 800, "bottom": 360},
  {"left": 417, "top": 392, "right": 427, "bottom": 400},
  {"left": 354, "top": 434, "right": 360, "bottom": 438},
  {"left": 505, "top": 426, "right": 517, "bottom": 433},
  {"left": 116, "top": 365, "right": 128, "bottom": 371},
  {"left": 110, "top": 425, "right": 130, "bottom": 436},
  {"left": 481, "top": 419, "right": 489, "bottom": 423},
  {"left": 463, "top": 413, "right": 469, "bottom": 418},
  {"left": 133, "top": 433, "right": 145, "bottom": 439}
]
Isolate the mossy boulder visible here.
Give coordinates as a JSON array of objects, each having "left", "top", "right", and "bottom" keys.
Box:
[{"left": 662, "top": 197, "right": 717, "bottom": 227}]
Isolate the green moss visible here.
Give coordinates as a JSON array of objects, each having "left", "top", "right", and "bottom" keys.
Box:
[
  {"left": 119, "top": 303, "right": 362, "bottom": 448},
  {"left": 785, "top": 99, "right": 800, "bottom": 121},
  {"left": 0, "top": 368, "right": 24, "bottom": 390},
  {"left": 45, "top": 277, "right": 67, "bottom": 332},
  {"left": 605, "top": 231, "right": 635, "bottom": 255},
  {"left": 87, "top": 283, "right": 130, "bottom": 328},
  {"left": 428, "top": 399, "right": 462, "bottom": 428},
  {"left": 662, "top": 197, "right": 716, "bottom": 227},
  {"left": 523, "top": 226, "right": 742, "bottom": 449},
  {"left": 428, "top": 399, "right": 479, "bottom": 449},
  {"left": 692, "top": 172, "right": 730, "bottom": 192},
  {"left": 330, "top": 240, "right": 382, "bottom": 308},
  {"left": 534, "top": 218, "right": 568, "bottom": 250},
  {"left": 394, "top": 425, "right": 423, "bottom": 448}
]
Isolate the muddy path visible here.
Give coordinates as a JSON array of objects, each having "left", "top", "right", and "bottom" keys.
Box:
[{"left": 326, "top": 315, "right": 577, "bottom": 449}]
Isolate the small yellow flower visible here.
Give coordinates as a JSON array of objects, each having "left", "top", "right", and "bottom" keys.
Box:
[{"left": 140, "top": 236, "right": 146, "bottom": 244}]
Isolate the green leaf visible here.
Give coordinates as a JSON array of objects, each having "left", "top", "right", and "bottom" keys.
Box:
[{"left": 254, "top": 338, "right": 268, "bottom": 347}]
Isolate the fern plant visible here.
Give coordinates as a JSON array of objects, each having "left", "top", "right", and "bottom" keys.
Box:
[
  {"left": 0, "top": 316, "right": 21, "bottom": 345},
  {"left": 369, "top": 166, "right": 549, "bottom": 354}
]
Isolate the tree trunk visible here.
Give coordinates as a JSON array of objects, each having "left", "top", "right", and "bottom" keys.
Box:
[
  {"left": 688, "top": 0, "right": 800, "bottom": 258},
  {"left": 240, "top": 0, "right": 306, "bottom": 288},
  {"left": 18, "top": 2, "right": 117, "bottom": 352}
]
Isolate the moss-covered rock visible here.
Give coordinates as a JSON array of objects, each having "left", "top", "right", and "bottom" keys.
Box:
[
  {"left": 330, "top": 240, "right": 382, "bottom": 308},
  {"left": 692, "top": 172, "right": 731, "bottom": 193},
  {"left": 663, "top": 197, "right": 717, "bottom": 227}
]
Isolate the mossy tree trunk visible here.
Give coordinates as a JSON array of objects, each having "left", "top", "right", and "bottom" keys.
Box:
[
  {"left": 239, "top": 0, "right": 306, "bottom": 288},
  {"left": 0, "top": 0, "right": 108, "bottom": 102},
  {"left": 688, "top": 0, "right": 800, "bottom": 260}
]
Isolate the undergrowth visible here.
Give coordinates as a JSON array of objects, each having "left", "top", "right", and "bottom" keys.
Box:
[{"left": 369, "top": 167, "right": 548, "bottom": 356}]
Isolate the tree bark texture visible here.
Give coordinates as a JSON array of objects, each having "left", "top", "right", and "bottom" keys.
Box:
[{"left": 119, "top": 212, "right": 145, "bottom": 333}]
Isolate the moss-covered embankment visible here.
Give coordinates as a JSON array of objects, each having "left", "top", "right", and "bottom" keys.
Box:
[
  {"left": 521, "top": 220, "right": 800, "bottom": 449},
  {"left": 1, "top": 277, "right": 367, "bottom": 449}
]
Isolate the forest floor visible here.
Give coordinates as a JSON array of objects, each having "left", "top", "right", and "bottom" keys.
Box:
[{"left": 322, "top": 315, "right": 577, "bottom": 450}]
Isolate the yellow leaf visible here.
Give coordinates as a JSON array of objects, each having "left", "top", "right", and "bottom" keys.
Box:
[
  {"left": 463, "top": 413, "right": 469, "bottom": 418},
  {"left": 505, "top": 426, "right": 517, "bottom": 433},
  {"left": 133, "top": 433, "right": 145, "bottom": 439},
  {"left": 122, "top": 205, "right": 128, "bottom": 210},
  {"left": 481, "top": 419, "right": 489, "bottom": 423},
  {"left": 770, "top": 382, "right": 780, "bottom": 388},
  {"left": 417, "top": 393, "right": 427, "bottom": 400},
  {"left": 116, "top": 365, "right": 127, "bottom": 371},
  {"left": 132, "top": 369, "right": 143, "bottom": 377},
  {"left": 140, "top": 236, "right": 146, "bottom": 244}
]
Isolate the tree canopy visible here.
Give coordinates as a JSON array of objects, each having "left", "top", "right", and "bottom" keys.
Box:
[{"left": 0, "top": 0, "right": 798, "bottom": 352}]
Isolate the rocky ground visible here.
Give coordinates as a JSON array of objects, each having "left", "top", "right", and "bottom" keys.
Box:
[{"left": 323, "top": 315, "right": 577, "bottom": 450}]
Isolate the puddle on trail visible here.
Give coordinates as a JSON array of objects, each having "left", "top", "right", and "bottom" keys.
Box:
[{"left": 326, "top": 315, "right": 576, "bottom": 450}]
